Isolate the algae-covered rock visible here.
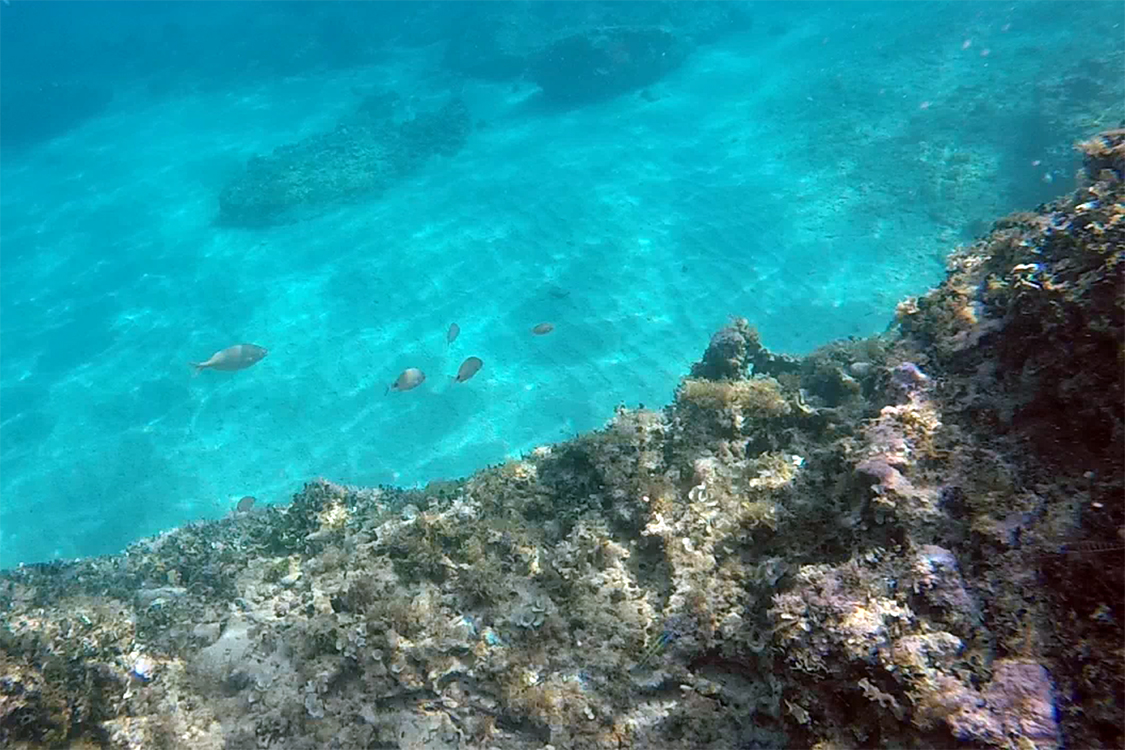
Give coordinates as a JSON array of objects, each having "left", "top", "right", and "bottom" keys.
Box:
[
  {"left": 441, "top": 3, "right": 751, "bottom": 89},
  {"left": 217, "top": 97, "right": 471, "bottom": 227},
  {"left": 528, "top": 27, "right": 687, "bottom": 106}
]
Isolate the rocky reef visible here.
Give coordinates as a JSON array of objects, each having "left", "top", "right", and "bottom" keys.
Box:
[
  {"left": 525, "top": 27, "right": 687, "bottom": 107},
  {"left": 442, "top": 3, "right": 751, "bottom": 101},
  {"left": 1, "top": 132, "right": 1121, "bottom": 749},
  {"left": 216, "top": 94, "right": 471, "bottom": 228}
]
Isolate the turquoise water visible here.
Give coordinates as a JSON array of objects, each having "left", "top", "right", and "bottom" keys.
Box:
[{"left": 1, "top": 2, "right": 1120, "bottom": 567}]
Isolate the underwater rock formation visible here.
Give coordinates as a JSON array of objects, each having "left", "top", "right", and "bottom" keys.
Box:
[
  {"left": 216, "top": 95, "right": 471, "bottom": 228},
  {"left": 441, "top": 3, "right": 751, "bottom": 91},
  {"left": 1, "top": 132, "right": 1121, "bottom": 748},
  {"left": 527, "top": 27, "right": 687, "bottom": 107}
]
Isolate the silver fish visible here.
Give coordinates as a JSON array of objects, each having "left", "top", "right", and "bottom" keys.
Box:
[
  {"left": 447, "top": 323, "right": 460, "bottom": 345},
  {"left": 454, "top": 356, "right": 483, "bottom": 383},
  {"left": 190, "top": 343, "right": 268, "bottom": 375},
  {"left": 388, "top": 367, "right": 426, "bottom": 394},
  {"left": 531, "top": 323, "right": 554, "bottom": 335}
]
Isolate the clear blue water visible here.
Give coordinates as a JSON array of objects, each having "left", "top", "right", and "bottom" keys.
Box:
[{"left": 1, "top": 2, "right": 1120, "bottom": 567}]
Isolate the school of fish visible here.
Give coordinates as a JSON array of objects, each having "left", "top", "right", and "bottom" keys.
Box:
[
  {"left": 195, "top": 322, "right": 555, "bottom": 512},
  {"left": 191, "top": 321, "right": 555, "bottom": 395}
]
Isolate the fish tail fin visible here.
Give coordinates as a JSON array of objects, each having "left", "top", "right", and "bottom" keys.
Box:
[{"left": 189, "top": 362, "right": 204, "bottom": 377}]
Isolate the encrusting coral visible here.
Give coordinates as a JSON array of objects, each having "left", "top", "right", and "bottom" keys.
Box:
[{"left": 0, "top": 132, "right": 1121, "bottom": 749}]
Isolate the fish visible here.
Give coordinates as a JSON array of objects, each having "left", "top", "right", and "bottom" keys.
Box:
[
  {"left": 236, "top": 496, "right": 256, "bottom": 513},
  {"left": 531, "top": 323, "right": 555, "bottom": 335},
  {"left": 447, "top": 323, "right": 460, "bottom": 345},
  {"left": 189, "top": 343, "right": 268, "bottom": 376},
  {"left": 453, "top": 356, "right": 483, "bottom": 383},
  {"left": 633, "top": 628, "right": 676, "bottom": 671},
  {"left": 387, "top": 367, "right": 425, "bottom": 394}
]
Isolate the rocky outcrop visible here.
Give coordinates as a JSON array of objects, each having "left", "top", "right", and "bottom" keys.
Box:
[{"left": 216, "top": 96, "right": 471, "bottom": 228}]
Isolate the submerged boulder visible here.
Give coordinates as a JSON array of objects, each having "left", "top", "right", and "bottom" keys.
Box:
[
  {"left": 528, "top": 27, "right": 687, "bottom": 106},
  {"left": 441, "top": 3, "right": 751, "bottom": 90},
  {"left": 217, "top": 97, "right": 471, "bottom": 228}
]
